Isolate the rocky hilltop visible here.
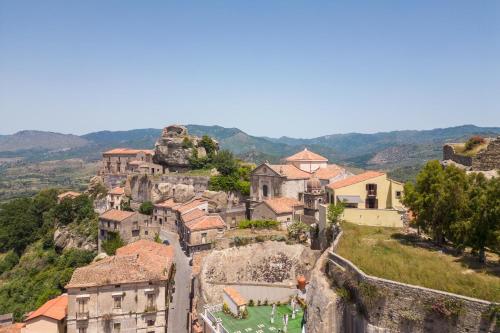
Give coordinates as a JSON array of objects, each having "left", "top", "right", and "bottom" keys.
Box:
[{"left": 153, "top": 125, "right": 219, "bottom": 172}]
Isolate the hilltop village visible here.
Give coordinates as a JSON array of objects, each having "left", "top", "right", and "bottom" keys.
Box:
[{"left": 0, "top": 125, "right": 498, "bottom": 333}]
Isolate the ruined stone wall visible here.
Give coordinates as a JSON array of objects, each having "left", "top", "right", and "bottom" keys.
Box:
[
  {"left": 443, "top": 144, "right": 473, "bottom": 167},
  {"left": 326, "top": 251, "right": 498, "bottom": 333},
  {"left": 473, "top": 136, "right": 500, "bottom": 170}
]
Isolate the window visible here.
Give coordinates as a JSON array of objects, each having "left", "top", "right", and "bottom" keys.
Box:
[
  {"left": 132, "top": 230, "right": 140, "bottom": 237},
  {"left": 366, "top": 184, "right": 377, "bottom": 196},
  {"left": 78, "top": 328, "right": 87, "bottom": 333},
  {"left": 113, "top": 323, "right": 121, "bottom": 333},
  {"left": 201, "top": 232, "right": 207, "bottom": 244},
  {"left": 100, "top": 230, "right": 105, "bottom": 237},
  {"left": 144, "top": 230, "right": 149, "bottom": 235},
  {"left": 147, "top": 319, "right": 155, "bottom": 326},
  {"left": 366, "top": 198, "right": 378, "bottom": 209},
  {"left": 77, "top": 298, "right": 88, "bottom": 314},
  {"left": 262, "top": 185, "right": 268, "bottom": 198},
  {"left": 159, "top": 218, "right": 163, "bottom": 225},
  {"left": 395, "top": 191, "right": 402, "bottom": 199},
  {"left": 146, "top": 293, "right": 155, "bottom": 310},
  {"left": 113, "top": 296, "right": 122, "bottom": 309}
]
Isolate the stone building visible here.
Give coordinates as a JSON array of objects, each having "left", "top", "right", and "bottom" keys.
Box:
[
  {"left": 65, "top": 240, "right": 175, "bottom": 333},
  {"left": 153, "top": 198, "right": 209, "bottom": 232},
  {"left": 283, "top": 148, "right": 328, "bottom": 172},
  {"left": 22, "top": 294, "right": 67, "bottom": 333},
  {"left": 98, "top": 210, "right": 158, "bottom": 253},
  {"left": 101, "top": 148, "right": 163, "bottom": 175},
  {"left": 251, "top": 197, "right": 304, "bottom": 229},
  {"left": 106, "top": 187, "right": 125, "bottom": 211},
  {"left": 324, "top": 171, "right": 405, "bottom": 227},
  {"left": 443, "top": 136, "right": 500, "bottom": 171},
  {"left": 178, "top": 210, "right": 226, "bottom": 254}
]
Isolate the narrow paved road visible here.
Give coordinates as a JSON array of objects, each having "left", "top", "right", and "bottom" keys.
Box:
[{"left": 160, "top": 230, "right": 192, "bottom": 333}]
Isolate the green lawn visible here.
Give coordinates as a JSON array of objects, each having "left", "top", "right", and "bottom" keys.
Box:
[
  {"left": 336, "top": 222, "right": 500, "bottom": 302},
  {"left": 215, "top": 305, "right": 303, "bottom": 333}
]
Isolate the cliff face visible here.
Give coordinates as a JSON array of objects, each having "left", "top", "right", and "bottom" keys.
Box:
[{"left": 153, "top": 125, "right": 219, "bottom": 171}]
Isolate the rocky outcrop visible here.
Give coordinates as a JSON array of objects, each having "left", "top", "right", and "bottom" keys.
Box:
[
  {"left": 473, "top": 136, "right": 500, "bottom": 170},
  {"left": 153, "top": 125, "right": 219, "bottom": 172},
  {"left": 54, "top": 227, "right": 97, "bottom": 252}
]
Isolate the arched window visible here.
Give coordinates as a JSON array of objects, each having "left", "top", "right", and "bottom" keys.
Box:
[{"left": 262, "top": 185, "right": 269, "bottom": 198}]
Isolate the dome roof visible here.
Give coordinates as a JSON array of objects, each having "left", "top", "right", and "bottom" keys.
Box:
[{"left": 307, "top": 176, "right": 322, "bottom": 192}]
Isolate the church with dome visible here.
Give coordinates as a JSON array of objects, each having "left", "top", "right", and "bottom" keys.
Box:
[{"left": 249, "top": 148, "right": 352, "bottom": 225}]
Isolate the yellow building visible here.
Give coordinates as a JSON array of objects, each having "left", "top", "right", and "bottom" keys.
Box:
[{"left": 325, "top": 171, "right": 405, "bottom": 227}]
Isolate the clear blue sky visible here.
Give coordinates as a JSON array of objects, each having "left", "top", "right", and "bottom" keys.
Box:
[{"left": 0, "top": 0, "right": 498, "bottom": 137}]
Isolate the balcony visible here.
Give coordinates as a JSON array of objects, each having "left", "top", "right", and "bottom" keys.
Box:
[
  {"left": 144, "top": 305, "right": 157, "bottom": 313},
  {"left": 76, "top": 312, "right": 89, "bottom": 320}
]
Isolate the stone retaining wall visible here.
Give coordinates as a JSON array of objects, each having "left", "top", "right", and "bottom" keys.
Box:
[
  {"left": 327, "top": 251, "right": 499, "bottom": 333},
  {"left": 443, "top": 144, "right": 473, "bottom": 167}
]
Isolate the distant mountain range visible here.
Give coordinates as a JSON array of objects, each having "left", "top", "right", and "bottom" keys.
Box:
[{"left": 1, "top": 124, "right": 499, "bottom": 181}]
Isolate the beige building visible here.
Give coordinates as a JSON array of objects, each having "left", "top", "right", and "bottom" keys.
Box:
[
  {"left": 153, "top": 198, "right": 209, "bottom": 232},
  {"left": 22, "top": 294, "right": 67, "bottom": 333},
  {"left": 252, "top": 197, "right": 304, "bottom": 229},
  {"left": 178, "top": 209, "right": 226, "bottom": 254},
  {"left": 101, "top": 148, "right": 164, "bottom": 175},
  {"left": 66, "top": 240, "right": 175, "bottom": 333},
  {"left": 324, "top": 171, "right": 405, "bottom": 227},
  {"left": 250, "top": 149, "right": 352, "bottom": 204},
  {"left": 98, "top": 210, "right": 158, "bottom": 253},
  {"left": 283, "top": 148, "right": 328, "bottom": 172},
  {"left": 106, "top": 187, "right": 125, "bottom": 210}
]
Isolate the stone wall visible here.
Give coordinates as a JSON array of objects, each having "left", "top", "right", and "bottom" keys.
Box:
[
  {"left": 443, "top": 144, "right": 473, "bottom": 167},
  {"left": 326, "top": 251, "right": 499, "bottom": 333},
  {"left": 473, "top": 136, "right": 500, "bottom": 171}
]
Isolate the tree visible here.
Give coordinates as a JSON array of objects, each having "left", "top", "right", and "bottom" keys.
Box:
[
  {"left": 199, "top": 135, "right": 217, "bottom": 157},
  {"left": 101, "top": 232, "right": 125, "bottom": 255},
  {"left": 139, "top": 201, "right": 154, "bottom": 215},
  {"left": 212, "top": 150, "right": 238, "bottom": 176},
  {"left": 0, "top": 198, "right": 38, "bottom": 254},
  {"left": 327, "top": 202, "right": 345, "bottom": 226},
  {"left": 288, "top": 220, "right": 310, "bottom": 242}
]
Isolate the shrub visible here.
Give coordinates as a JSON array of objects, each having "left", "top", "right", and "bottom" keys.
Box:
[
  {"left": 139, "top": 201, "right": 154, "bottom": 215},
  {"left": 238, "top": 219, "right": 279, "bottom": 230},
  {"left": 276, "top": 301, "right": 281, "bottom": 306},
  {"left": 264, "top": 299, "right": 269, "bottom": 306},
  {"left": 287, "top": 220, "right": 310, "bottom": 242},
  {"left": 182, "top": 137, "right": 194, "bottom": 149},
  {"left": 255, "top": 236, "right": 266, "bottom": 243},
  {"left": 257, "top": 300, "right": 261, "bottom": 306},
  {"left": 248, "top": 299, "right": 255, "bottom": 307},
  {"left": 427, "top": 298, "right": 464, "bottom": 318},
  {"left": 222, "top": 302, "right": 230, "bottom": 314},
  {"left": 0, "top": 251, "right": 19, "bottom": 275},
  {"left": 465, "top": 136, "right": 485, "bottom": 150},
  {"left": 359, "top": 282, "right": 381, "bottom": 307},
  {"left": 241, "top": 307, "right": 249, "bottom": 319},
  {"left": 101, "top": 232, "right": 125, "bottom": 255}
]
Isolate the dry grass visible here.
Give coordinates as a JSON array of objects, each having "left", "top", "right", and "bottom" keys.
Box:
[
  {"left": 452, "top": 142, "right": 489, "bottom": 157},
  {"left": 336, "top": 222, "right": 500, "bottom": 302},
  {"left": 224, "top": 228, "right": 287, "bottom": 238}
]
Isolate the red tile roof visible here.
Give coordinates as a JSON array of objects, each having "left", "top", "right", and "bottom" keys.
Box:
[
  {"left": 25, "top": 294, "right": 67, "bottom": 322},
  {"left": 263, "top": 197, "right": 303, "bottom": 214},
  {"left": 66, "top": 240, "right": 174, "bottom": 288},
  {"left": 268, "top": 164, "right": 311, "bottom": 180},
  {"left": 223, "top": 287, "right": 247, "bottom": 306},
  {"left": 285, "top": 148, "right": 328, "bottom": 162},
  {"left": 154, "top": 198, "right": 179, "bottom": 209},
  {"left": 108, "top": 187, "right": 125, "bottom": 195},
  {"left": 185, "top": 214, "right": 226, "bottom": 231},
  {"left": 100, "top": 209, "right": 136, "bottom": 222},
  {"left": 57, "top": 191, "right": 81, "bottom": 200},
  {"left": 176, "top": 199, "right": 208, "bottom": 214},
  {"left": 181, "top": 208, "right": 207, "bottom": 223},
  {"left": 327, "top": 171, "right": 385, "bottom": 190},
  {"left": 313, "top": 165, "right": 343, "bottom": 180},
  {"left": 103, "top": 148, "right": 154, "bottom": 155}
]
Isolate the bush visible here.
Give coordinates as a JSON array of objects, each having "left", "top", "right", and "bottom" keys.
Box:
[
  {"left": 465, "top": 136, "right": 485, "bottom": 150},
  {"left": 139, "top": 201, "right": 154, "bottom": 215},
  {"left": 101, "top": 232, "right": 125, "bottom": 255},
  {"left": 241, "top": 307, "right": 249, "bottom": 319},
  {"left": 222, "top": 302, "right": 230, "bottom": 314},
  {"left": 287, "top": 220, "right": 310, "bottom": 242},
  {"left": 238, "top": 219, "right": 279, "bottom": 230},
  {"left": 248, "top": 299, "right": 255, "bottom": 306},
  {"left": 0, "top": 251, "right": 19, "bottom": 275},
  {"left": 182, "top": 137, "right": 194, "bottom": 149},
  {"left": 264, "top": 299, "right": 268, "bottom": 306}
]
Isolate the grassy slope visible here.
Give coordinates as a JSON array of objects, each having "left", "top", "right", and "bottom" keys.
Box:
[{"left": 336, "top": 222, "right": 500, "bottom": 302}]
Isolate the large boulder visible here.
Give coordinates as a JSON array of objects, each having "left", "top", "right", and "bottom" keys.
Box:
[
  {"left": 153, "top": 124, "right": 219, "bottom": 172},
  {"left": 201, "top": 190, "right": 228, "bottom": 210},
  {"left": 54, "top": 226, "right": 97, "bottom": 252}
]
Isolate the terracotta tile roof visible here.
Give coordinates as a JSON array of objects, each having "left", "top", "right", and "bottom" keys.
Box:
[
  {"left": 154, "top": 198, "right": 179, "bottom": 209},
  {"left": 185, "top": 214, "right": 226, "bottom": 231},
  {"left": 284, "top": 148, "right": 328, "bottom": 162},
  {"left": 66, "top": 240, "right": 174, "bottom": 288},
  {"left": 57, "top": 191, "right": 81, "bottom": 200},
  {"left": 100, "top": 209, "right": 136, "bottom": 222},
  {"left": 181, "top": 208, "right": 207, "bottom": 223},
  {"left": 313, "top": 165, "right": 343, "bottom": 180},
  {"left": 263, "top": 197, "right": 303, "bottom": 214},
  {"left": 103, "top": 148, "right": 154, "bottom": 155},
  {"left": 268, "top": 164, "right": 311, "bottom": 180},
  {"left": 108, "top": 187, "right": 125, "bottom": 195},
  {"left": 25, "top": 294, "right": 67, "bottom": 322},
  {"left": 176, "top": 199, "right": 208, "bottom": 214},
  {"left": 327, "top": 171, "right": 385, "bottom": 190},
  {"left": 0, "top": 324, "right": 25, "bottom": 333},
  {"left": 223, "top": 287, "right": 247, "bottom": 306}
]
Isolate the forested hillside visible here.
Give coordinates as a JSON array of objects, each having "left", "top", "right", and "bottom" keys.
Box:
[{"left": 0, "top": 189, "right": 97, "bottom": 320}]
